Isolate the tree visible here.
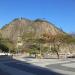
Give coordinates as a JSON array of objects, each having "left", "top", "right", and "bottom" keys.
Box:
[
  {"left": 0, "top": 43, "right": 9, "bottom": 52},
  {"left": 0, "top": 38, "right": 15, "bottom": 53},
  {"left": 42, "top": 33, "right": 65, "bottom": 58},
  {"left": 62, "top": 34, "right": 75, "bottom": 54},
  {"left": 35, "top": 37, "right": 50, "bottom": 58},
  {"left": 28, "top": 44, "right": 40, "bottom": 58}
]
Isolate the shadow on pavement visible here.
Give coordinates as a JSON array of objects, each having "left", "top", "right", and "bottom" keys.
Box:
[{"left": 0, "top": 55, "right": 63, "bottom": 75}]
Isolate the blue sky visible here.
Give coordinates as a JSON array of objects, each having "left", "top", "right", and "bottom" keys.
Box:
[{"left": 0, "top": 0, "right": 75, "bottom": 33}]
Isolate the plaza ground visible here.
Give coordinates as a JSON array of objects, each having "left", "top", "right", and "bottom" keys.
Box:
[
  {"left": 0, "top": 55, "right": 75, "bottom": 75},
  {"left": 14, "top": 57, "right": 75, "bottom": 75}
]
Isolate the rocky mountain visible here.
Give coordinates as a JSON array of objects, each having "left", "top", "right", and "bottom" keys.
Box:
[
  {"left": 1, "top": 18, "right": 75, "bottom": 57},
  {"left": 0, "top": 18, "right": 67, "bottom": 53},
  {"left": 1, "top": 18, "right": 64, "bottom": 42}
]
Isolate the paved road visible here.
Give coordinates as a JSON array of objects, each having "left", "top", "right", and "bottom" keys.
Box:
[{"left": 0, "top": 56, "right": 62, "bottom": 75}]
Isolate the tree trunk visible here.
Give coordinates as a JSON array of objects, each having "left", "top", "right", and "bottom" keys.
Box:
[{"left": 56, "top": 52, "right": 59, "bottom": 59}]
